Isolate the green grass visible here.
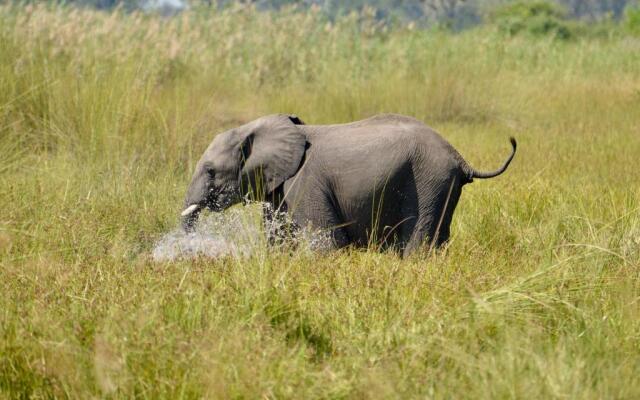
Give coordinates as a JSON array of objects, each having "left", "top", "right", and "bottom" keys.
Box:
[{"left": 1, "top": 3, "right": 639, "bottom": 398}]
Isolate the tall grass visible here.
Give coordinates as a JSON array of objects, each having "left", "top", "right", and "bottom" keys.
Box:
[{"left": 1, "top": 3, "right": 639, "bottom": 398}]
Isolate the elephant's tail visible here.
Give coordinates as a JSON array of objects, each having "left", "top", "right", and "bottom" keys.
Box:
[{"left": 466, "top": 137, "right": 517, "bottom": 181}]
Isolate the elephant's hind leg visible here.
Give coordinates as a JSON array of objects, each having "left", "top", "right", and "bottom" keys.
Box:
[
  {"left": 402, "top": 177, "right": 462, "bottom": 257},
  {"left": 401, "top": 218, "right": 428, "bottom": 257},
  {"left": 430, "top": 180, "right": 462, "bottom": 248}
]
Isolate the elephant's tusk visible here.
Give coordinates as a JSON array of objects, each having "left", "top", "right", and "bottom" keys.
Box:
[{"left": 181, "top": 204, "right": 199, "bottom": 217}]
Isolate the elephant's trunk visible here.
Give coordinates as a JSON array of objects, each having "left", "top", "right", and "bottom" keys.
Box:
[{"left": 181, "top": 171, "right": 209, "bottom": 232}]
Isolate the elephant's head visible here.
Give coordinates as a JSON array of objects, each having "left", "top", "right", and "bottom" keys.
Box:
[{"left": 181, "top": 114, "right": 306, "bottom": 231}]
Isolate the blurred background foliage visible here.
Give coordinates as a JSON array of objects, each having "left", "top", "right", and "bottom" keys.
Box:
[
  {"left": 14, "top": 0, "right": 640, "bottom": 30},
  {"left": 10, "top": 0, "right": 640, "bottom": 39}
]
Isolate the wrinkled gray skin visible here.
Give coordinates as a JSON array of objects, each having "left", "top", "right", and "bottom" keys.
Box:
[{"left": 182, "top": 114, "right": 516, "bottom": 256}]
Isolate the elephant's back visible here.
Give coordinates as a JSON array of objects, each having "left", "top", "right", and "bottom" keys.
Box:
[
  {"left": 304, "top": 114, "right": 420, "bottom": 135},
  {"left": 304, "top": 114, "right": 449, "bottom": 146},
  {"left": 303, "top": 114, "right": 456, "bottom": 161}
]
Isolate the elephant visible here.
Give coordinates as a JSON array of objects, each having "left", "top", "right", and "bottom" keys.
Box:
[{"left": 181, "top": 113, "right": 516, "bottom": 257}]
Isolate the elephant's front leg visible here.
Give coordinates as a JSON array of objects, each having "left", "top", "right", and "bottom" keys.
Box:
[
  {"left": 262, "top": 202, "right": 298, "bottom": 247},
  {"left": 287, "top": 198, "right": 351, "bottom": 251}
]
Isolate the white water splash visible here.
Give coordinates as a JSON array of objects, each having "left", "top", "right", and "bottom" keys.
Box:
[
  {"left": 152, "top": 207, "right": 261, "bottom": 262},
  {"left": 152, "top": 203, "right": 333, "bottom": 262}
]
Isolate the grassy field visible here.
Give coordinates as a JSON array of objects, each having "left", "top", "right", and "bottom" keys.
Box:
[{"left": 1, "top": 3, "right": 639, "bottom": 398}]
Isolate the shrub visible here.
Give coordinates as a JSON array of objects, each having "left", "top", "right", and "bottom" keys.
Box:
[
  {"left": 625, "top": 3, "right": 640, "bottom": 35},
  {"left": 489, "top": 1, "right": 574, "bottom": 40}
]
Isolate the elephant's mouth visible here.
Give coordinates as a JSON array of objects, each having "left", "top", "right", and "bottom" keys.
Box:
[
  {"left": 181, "top": 186, "right": 242, "bottom": 231},
  {"left": 211, "top": 185, "right": 244, "bottom": 211}
]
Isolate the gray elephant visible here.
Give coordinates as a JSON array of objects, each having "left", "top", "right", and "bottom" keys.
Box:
[{"left": 181, "top": 114, "right": 516, "bottom": 256}]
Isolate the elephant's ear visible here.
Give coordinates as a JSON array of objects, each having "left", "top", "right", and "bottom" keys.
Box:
[{"left": 239, "top": 114, "right": 306, "bottom": 195}]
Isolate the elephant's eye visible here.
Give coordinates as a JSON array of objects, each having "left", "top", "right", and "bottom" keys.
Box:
[{"left": 202, "top": 163, "right": 215, "bottom": 178}]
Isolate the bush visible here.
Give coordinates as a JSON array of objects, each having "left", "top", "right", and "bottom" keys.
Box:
[
  {"left": 489, "top": 1, "right": 574, "bottom": 40},
  {"left": 625, "top": 3, "right": 640, "bottom": 35}
]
